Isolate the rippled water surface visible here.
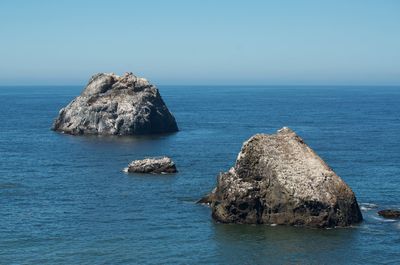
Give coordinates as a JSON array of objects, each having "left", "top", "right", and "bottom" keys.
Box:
[{"left": 1, "top": 86, "right": 400, "bottom": 264}]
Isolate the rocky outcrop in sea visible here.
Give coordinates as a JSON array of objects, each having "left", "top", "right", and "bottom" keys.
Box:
[
  {"left": 200, "top": 127, "right": 363, "bottom": 228},
  {"left": 124, "top": 157, "right": 177, "bottom": 174},
  {"left": 52, "top": 72, "right": 178, "bottom": 135},
  {"left": 378, "top": 209, "right": 400, "bottom": 219}
]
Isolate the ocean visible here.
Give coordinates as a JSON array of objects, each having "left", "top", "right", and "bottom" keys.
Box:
[{"left": 1, "top": 85, "right": 399, "bottom": 264}]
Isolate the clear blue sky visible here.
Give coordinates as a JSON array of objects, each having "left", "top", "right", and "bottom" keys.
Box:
[{"left": 0, "top": 0, "right": 399, "bottom": 85}]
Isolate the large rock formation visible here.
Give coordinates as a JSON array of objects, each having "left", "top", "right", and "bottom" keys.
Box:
[
  {"left": 124, "top": 157, "right": 177, "bottom": 174},
  {"left": 52, "top": 72, "right": 178, "bottom": 135},
  {"left": 201, "top": 127, "right": 362, "bottom": 228}
]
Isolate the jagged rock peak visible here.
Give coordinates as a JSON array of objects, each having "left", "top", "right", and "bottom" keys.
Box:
[{"left": 82, "top": 72, "right": 151, "bottom": 97}]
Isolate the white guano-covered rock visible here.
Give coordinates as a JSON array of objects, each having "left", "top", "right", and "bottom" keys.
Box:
[
  {"left": 125, "top": 157, "right": 177, "bottom": 174},
  {"left": 52, "top": 72, "right": 178, "bottom": 135}
]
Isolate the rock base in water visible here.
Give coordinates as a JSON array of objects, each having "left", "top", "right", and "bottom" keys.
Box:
[{"left": 125, "top": 157, "right": 177, "bottom": 174}]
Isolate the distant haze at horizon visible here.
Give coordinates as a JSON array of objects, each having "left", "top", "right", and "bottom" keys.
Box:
[{"left": 0, "top": 0, "right": 399, "bottom": 86}]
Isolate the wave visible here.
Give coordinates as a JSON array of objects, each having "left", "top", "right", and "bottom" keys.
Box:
[
  {"left": 360, "top": 203, "right": 378, "bottom": 211},
  {"left": 371, "top": 215, "right": 397, "bottom": 223}
]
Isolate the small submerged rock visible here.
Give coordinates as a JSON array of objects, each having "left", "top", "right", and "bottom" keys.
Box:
[
  {"left": 378, "top": 209, "right": 400, "bottom": 219},
  {"left": 52, "top": 72, "right": 178, "bottom": 135},
  {"left": 125, "top": 157, "right": 177, "bottom": 174},
  {"left": 200, "top": 127, "right": 363, "bottom": 228}
]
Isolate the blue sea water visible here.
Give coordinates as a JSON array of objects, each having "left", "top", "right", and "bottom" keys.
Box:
[{"left": 1, "top": 85, "right": 400, "bottom": 264}]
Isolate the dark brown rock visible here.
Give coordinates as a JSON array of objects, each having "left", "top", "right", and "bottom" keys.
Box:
[
  {"left": 202, "top": 127, "right": 363, "bottom": 228},
  {"left": 378, "top": 209, "right": 400, "bottom": 219}
]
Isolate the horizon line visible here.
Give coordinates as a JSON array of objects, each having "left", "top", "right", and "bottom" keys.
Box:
[{"left": 1, "top": 84, "right": 400, "bottom": 88}]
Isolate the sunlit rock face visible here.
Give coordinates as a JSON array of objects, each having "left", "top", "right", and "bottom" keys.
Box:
[
  {"left": 202, "top": 127, "right": 363, "bottom": 228},
  {"left": 52, "top": 72, "right": 178, "bottom": 135},
  {"left": 124, "top": 157, "right": 177, "bottom": 174}
]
